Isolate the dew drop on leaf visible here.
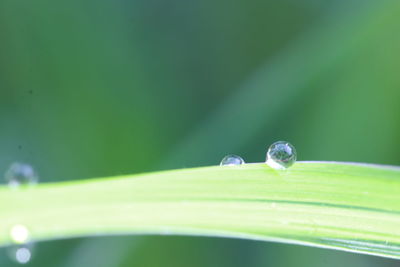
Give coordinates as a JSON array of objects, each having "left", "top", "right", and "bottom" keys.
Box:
[
  {"left": 220, "top": 155, "right": 245, "bottom": 166},
  {"left": 10, "top": 225, "right": 30, "bottom": 244},
  {"left": 8, "top": 244, "right": 34, "bottom": 264},
  {"left": 8, "top": 225, "right": 34, "bottom": 264},
  {"left": 4, "top": 162, "right": 38, "bottom": 188},
  {"left": 266, "top": 141, "right": 296, "bottom": 169}
]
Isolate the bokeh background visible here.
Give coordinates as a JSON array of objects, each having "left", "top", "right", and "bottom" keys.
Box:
[{"left": 1, "top": 0, "right": 400, "bottom": 266}]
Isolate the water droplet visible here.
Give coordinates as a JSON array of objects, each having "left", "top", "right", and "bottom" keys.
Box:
[
  {"left": 5, "top": 162, "right": 38, "bottom": 188},
  {"left": 266, "top": 141, "right": 296, "bottom": 169},
  {"left": 10, "top": 225, "right": 30, "bottom": 244},
  {"left": 8, "top": 244, "right": 33, "bottom": 264},
  {"left": 8, "top": 225, "right": 34, "bottom": 264},
  {"left": 220, "top": 155, "right": 245, "bottom": 166}
]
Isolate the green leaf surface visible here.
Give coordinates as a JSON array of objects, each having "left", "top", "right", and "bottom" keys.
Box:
[{"left": 1, "top": 162, "right": 399, "bottom": 259}]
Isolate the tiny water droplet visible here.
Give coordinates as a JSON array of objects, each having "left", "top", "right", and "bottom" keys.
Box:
[
  {"left": 220, "top": 155, "right": 245, "bottom": 166},
  {"left": 5, "top": 162, "right": 38, "bottom": 188},
  {"left": 9, "top": 244, "right": 33, "bottom": 264},
  {"left": 266, "top": 141, "right": 296, "bottom": 169},
  {"left": 8, "top": 225, "right": 34, "bottom": 264},
  {"left": 10, "top": 225, "right": 30, "bottom": 245}
]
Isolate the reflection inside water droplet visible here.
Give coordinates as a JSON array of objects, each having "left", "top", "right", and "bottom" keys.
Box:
[
  {"left": 220, "top": 155, "right": 245, "bottom": 166},
  {"left": 4, "top": 162, "right": 38, "bottom": 188},
  {"left": 266, "top": 141, "right": 297, "bottom": 169}
]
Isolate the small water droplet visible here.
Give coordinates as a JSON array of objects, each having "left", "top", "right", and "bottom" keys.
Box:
[
  {"left": 5, "top": 162, "right": 38, "bottom": 188},
  {"left": 10, "top": 225, "right": 30, "bottom": 244},
  {"left": 8, "top": 244, "right": 33, "bottom": 264},
  {"left": 266, "top": 141, "right": 296, "bottom": 169},
  {"left": 8, "top": 225, "right": 34, "bottom": 264},
  {"left": 220, "top": 155, "right": 245, "bottom": 166}
]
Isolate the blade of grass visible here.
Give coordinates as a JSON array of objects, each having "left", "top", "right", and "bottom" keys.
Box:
[{"left": 0, "top": 162, "right": 399, "bottom": 259}]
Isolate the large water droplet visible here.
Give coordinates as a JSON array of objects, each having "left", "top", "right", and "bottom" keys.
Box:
[
  {"left": 266, "top": 141, "right": 296, "bottom": 169},
  {"left": 5, "top": 162, "right": 38, "bottom": 188},
  {"left": 220, "top": 155, "right": 245, "bottom": 166},
  {"left": 8, "top": 225, "right": 34, "bottom": 264}
]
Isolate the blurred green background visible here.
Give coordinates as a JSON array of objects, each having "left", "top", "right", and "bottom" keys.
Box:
[{"left": 1, "top": 0, "right": 400, "bottom": 266}]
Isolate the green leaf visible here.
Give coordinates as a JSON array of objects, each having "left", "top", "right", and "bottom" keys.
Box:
[{"left": 1, "top": 162, "right": 399, "bottom": 259}]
